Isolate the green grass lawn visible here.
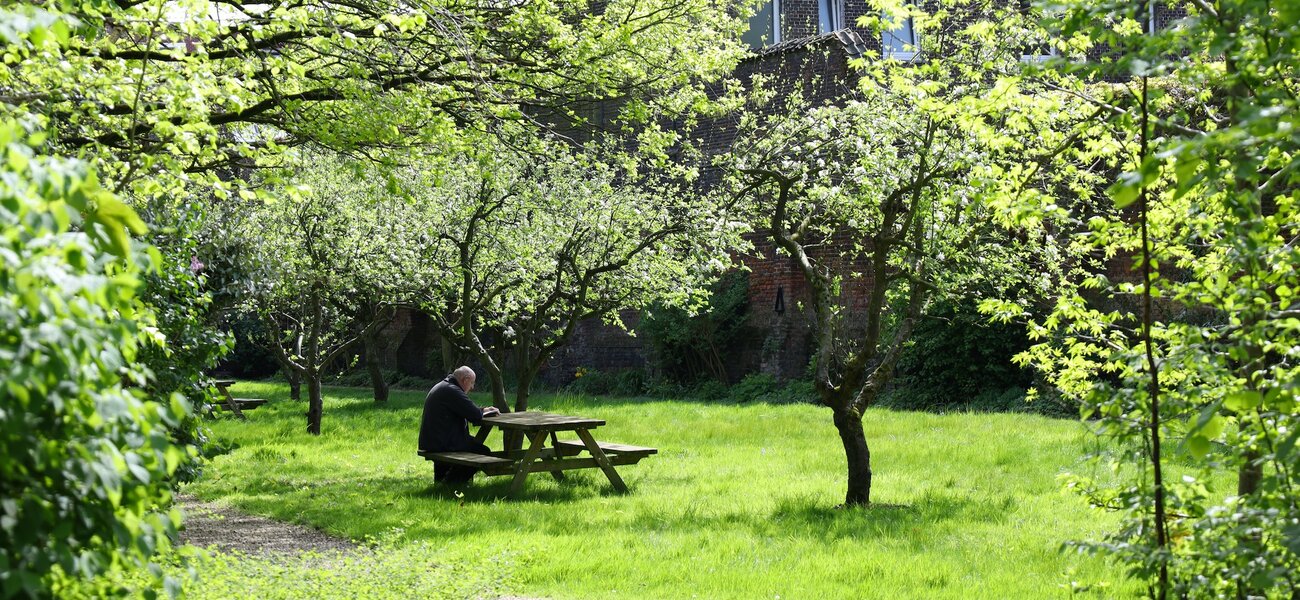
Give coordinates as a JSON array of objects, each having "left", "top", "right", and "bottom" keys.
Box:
[{"left": 182, "top": 381, "right": 1134, "bottom": 599}]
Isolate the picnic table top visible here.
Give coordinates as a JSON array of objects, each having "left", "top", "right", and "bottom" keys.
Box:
[{"left": 482, "top": 411, "right": 605, "bottom": 432}]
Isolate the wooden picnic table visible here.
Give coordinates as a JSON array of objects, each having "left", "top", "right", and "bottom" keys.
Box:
[
  {"left": 419, "top": 410, "right": 657, "bottom": 496},
  {"left": 211, "top": 379, "right": 268, "bottom": 420}
]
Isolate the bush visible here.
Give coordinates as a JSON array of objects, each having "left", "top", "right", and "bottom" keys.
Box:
[
  {"left": 690, "top": 380, "right": 729, "bottom": 402},
  {"left": 328, "top": 368, "right": 384, "bottom": 388},
  {"left": 726, "top": 373, "right": 775, "bottom": 403},
  {"left": 136, "top": 197, "right": 234, "bottom": 483},
  {"left": 640, "top": 271, "right": 749, "bottom": 384},
  {"left": 216, "top": 315, "right": 279, "bottom": 379},
  {"left": 563, "top": 368, "right": 646, "bottom": 397},
  {"left": 0, "top": 115, "right": 189, "bottom": 596},
  {"left": 881, "top": 300, "right": 1036, "bottom": 413},
  {"left": 393, "top": 375, "right": 439, "bottom": 391}
]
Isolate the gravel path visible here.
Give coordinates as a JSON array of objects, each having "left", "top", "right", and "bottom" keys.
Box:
[
  {"left": 176, "top": 495, "right": 545, "bottom": 599},
  {"left": 176, "top": 494, "right": 357, "bottom": 556}
]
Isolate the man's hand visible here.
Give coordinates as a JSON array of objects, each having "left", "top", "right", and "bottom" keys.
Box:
[{"left": 482, "top": 406, "right": 501, "bottom": 417}]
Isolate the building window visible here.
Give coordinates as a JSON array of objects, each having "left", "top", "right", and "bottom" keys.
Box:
[
  {"left": 742, "top": 0, "right": 781, "bottom": 50},
  {"left": 882, "top": 14, "right": 917, "bottom": 60},
  {"left": 819, "top": 0, "right": 843, "bottom": 34},
  {"left": 1019, "top": 44, "right": 1058, "bottom": 63}
]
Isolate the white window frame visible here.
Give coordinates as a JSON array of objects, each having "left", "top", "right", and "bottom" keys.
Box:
[
  {"left": 819, "top": 0, "right": 844, "bottom": 34},
  {"left": 772, "top": 0, "right": 782, "bottom": 44},
  {"left": 1019, "top": 45, "right": 1058, "bottom": 63},
  {"left": 881, "top": 14, "right": 918, "bottom": 61},
  {"left": 743, "top": 0, "right": 782, "bottom": 49}
]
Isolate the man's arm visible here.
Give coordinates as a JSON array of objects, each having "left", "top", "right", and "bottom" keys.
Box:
[{"left": 448, "top": 387, "right": 487, "bottom": 425}]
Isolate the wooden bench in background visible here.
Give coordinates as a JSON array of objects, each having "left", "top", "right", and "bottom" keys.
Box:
[{"left": 212, "top": 379, "right": 268, "bottom": 419}]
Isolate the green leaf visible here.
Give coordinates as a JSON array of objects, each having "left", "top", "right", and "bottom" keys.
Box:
[
  {"left": 1107, "top": 175, "right": 1140, "bottom": 209},
  {"left": 1186, "top": 434, "right": 1211, "bottom": 458},
  {"left": 1277, "top": 427, "right": 1300, "bottom": 461},
  {"left": 1225, "top": 390, "right": 1262, "bottom": 413}
]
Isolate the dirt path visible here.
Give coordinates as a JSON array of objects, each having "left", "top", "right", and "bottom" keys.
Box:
[
  {"left": 176, "top": 495, "right": 544, "bottom": 600},
  {"left": 176, "top": 494, "right": 357, "bottom": 555}
]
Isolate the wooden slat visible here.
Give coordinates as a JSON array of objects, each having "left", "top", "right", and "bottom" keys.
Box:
[
  {"left": 509, "top": 431, "right": 550, "bottom": 496},
  {"left": 482, "top": 411, "right": 605, "bottom": 432},
  {"left": 417, "top": 451, "right": 515, "bottom": 469},
  {"left": 518, "top": 454, "right": 648, "bottom": 473},
  {"left": 576, "top": 428, "right": 627, "bottom": 492},
  {"left": 552, "top": 439, "right": 657, "bottom": 456}
]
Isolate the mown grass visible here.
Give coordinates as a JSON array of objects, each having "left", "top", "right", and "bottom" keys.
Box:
[{"left": 182, "top": 382, "right": 1136, "bottom": 599}]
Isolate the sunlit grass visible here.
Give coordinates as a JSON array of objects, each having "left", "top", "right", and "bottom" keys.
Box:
[{"left": 184, "top": 382, "right": 1137, "bottom": 599}]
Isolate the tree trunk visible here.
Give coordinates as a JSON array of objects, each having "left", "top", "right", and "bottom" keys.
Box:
[
  {"left": 1239, "top": 448, "right": 1262, "bottom": 496},
  {"left": 440, "top": 336, "right": 461, "bottom": 375},
  {"left": 514, "top": 367, "right": 535, "bottom": 413},
  {"left": 363, "top": 330, "right": 388, "bottom": 404},
  {"left": 833, "top": 408, "right": 872, "bottom": 507},
  {"left": 306, "top": 372, "right": 323, "bottom": 435},
  {"left": 285, "top": 366, "right": 302, "bottom": 401}
]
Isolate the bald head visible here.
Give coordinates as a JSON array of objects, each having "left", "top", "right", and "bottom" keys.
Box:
[{"left": 452, "top": 366, "right": 476, "bottom": 392}]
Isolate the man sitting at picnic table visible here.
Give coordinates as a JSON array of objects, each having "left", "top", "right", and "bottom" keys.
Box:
[{"left": 418, "top": 366, "right": 501, "bottom": 484}]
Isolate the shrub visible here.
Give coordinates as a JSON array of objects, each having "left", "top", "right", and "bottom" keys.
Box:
[
  {"left": 640, "top": 271, "right": 749, "bottom": 384},
  {"left": 690, "top": 380, "right": 729, "bottom": 402},
  {"left": 216, "top": 315, "right": 279, "bottom": 379},
  {"left": 393, "top": 376, "right": 438, "bottom": 391},
  {"left": 0, "top": 115, "right": 189, "bottom": 595},
  {"left": 881, "top": 300, "right": 1036, "bottom": 413},
  {"left": 563, "top": 368, "right": 646, "bottom": 397},
  {"left": 727, "top": 373, "right": 776, "bottom": 403}
]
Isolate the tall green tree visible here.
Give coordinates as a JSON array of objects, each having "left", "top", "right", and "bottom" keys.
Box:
[
  {"left": 238, "top": 155, "right": 415, "bottom": 434},
  {"left": 403, "top": 139, "right": 742, "bottom": 415},
  {"left": 724, "top": 1, "right": 1098, "bottom": 508},
  {"left": 977, "top": 0, "right": 1300, "bottom": 596}
]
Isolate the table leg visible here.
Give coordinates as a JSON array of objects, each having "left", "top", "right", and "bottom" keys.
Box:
[
  {"left": 575, "top": 428, "right": 627, "bottom": 493},
  {"left": 509, "top": 431, "right": 549, "bottom": 496},
  {"left": 217, "top": 383, "right": 246, "bottom": 420},
  {"left": 548, "top": 431, "right": 565, "bottom": 482},
  {"left": 474, "top": 423, "right": 494, "bottom": 446}
]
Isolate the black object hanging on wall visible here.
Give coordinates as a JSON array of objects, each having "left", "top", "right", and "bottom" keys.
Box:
[{"left": 774, "top": 285, "right": 785, "bottom": 315}]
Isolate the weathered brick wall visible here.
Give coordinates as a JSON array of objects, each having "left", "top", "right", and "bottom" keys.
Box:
[{"left": 536, "top": 310, "right": 647, "bottom": 386}]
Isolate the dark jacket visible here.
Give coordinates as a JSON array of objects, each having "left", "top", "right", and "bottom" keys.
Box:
[{"left": 418, "top": 376, "right": 485, "bottom": 452}]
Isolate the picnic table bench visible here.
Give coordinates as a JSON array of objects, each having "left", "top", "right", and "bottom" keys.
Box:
[
  {"left": 418, "top": 410, "right": 657, "bottom": 496},
  {"left": 211, "top": 379, "right": 268, "bottom": 419}
]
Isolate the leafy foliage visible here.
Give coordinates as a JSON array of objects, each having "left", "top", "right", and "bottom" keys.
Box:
[
  {"left": 401, "top": 138, "right": 746, "bottom": 412},
  {"left": 5, "top": 0, "right": 749, "bottom": 205},
  {"left": 880, "top": 300, "right": 1038, "bottom": 414},
  {"left": 639, "top": 270, "right": 751, "bottom": 384},
  {"left": 0, "top": 111, "right": 188, "bottom": 596},
  {"left": 975, "top": 0, "right": 1300, "bottom": 596}
]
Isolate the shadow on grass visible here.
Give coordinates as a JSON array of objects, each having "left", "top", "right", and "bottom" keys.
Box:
[{"left": 760, "top": 490, "right": 1018, "bottom": 540}]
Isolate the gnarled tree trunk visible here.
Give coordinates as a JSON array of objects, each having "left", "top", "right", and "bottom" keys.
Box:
[
  {"left": 834, "top": 408, "right": 872, "bottom": 506},
  {"left": 363, "top": 328, "right": 388, "bottom": 404},
  {"left": 306, "top": 370, "right": 323, "bottom": 435}
]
